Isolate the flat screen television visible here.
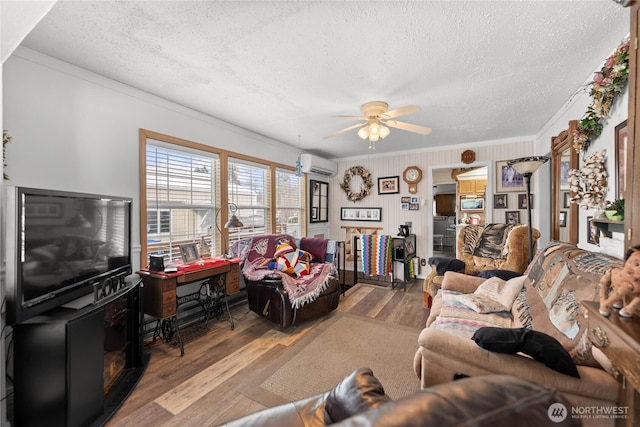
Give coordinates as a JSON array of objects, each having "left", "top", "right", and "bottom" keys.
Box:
[{"left": 5, "top": 187, "right": 132, "bottom": 325}]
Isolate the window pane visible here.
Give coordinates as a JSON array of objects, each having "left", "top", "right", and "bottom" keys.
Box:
[
  {"left": 228, "top": 158, "right": 270, "bottom": 244},
  {"left": 276, "top": 168, "right": 302, "bottom": 237},
  {"left": 145, "top": 142, "right": 219, "bottom": 261}
]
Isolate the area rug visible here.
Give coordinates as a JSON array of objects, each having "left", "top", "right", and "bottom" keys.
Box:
[{"left": 238, "top": 313, "right": 421, "bottom": 407}]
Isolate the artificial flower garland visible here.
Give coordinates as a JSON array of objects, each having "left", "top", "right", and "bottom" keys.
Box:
[
  {"left": 573, "top": 39, "right": 629, "bottom": 153},
  {"left": 340, "top": 165, "right": 373, "bottom": 202}
]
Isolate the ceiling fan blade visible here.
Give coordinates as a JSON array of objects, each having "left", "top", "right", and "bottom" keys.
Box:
[
  {"left": 323, "top": 123, "right": 366, "bottom": 139},
  {"left": 386, "top": 120, "right": 432, "bottom": 135},
  {"left": 332, "top": 115, "right": 367, "bottom": 120},
  {"left": 381, "top": 105, "right": 420, "bottom": 120}
]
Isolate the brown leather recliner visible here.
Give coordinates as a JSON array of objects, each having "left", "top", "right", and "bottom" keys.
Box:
[
  {"left": 218, "top": 368, "right": 579, "bottom": 427},
  {"left": 245, "top": 274, "right": 340, "bottom": 329}
]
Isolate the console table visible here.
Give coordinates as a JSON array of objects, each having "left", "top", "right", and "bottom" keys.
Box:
[
  {"left": 583, "top": 301, "right": 640, "bottom": 426},
  {"left": 137, "top": 258, "right": 235, "bottom": 356}
]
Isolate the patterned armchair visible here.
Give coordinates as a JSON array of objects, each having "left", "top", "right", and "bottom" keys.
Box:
[{"left": 423, "top": 224, "right": 540, "bottom": 307}]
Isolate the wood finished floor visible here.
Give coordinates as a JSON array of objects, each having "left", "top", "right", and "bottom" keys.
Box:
[{"left": 107, "top": 281, "right": 429, "bottom": 426}]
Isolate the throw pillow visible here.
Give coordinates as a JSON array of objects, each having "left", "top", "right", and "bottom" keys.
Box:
[
  {"left": 471, "top": 326, "right": 527, "bottom": 353},
  {"left": 454, "top": 294, "right": 509, "bottom": 314},
  {"left": 274, "top": 240, "right": 295, "bottom": 258},
  {"left": 325, "top": 368, "right": 391, "bottom": 423},
  {"left": 522, "top": 330, "right": 580, "bottom": 378},
  {"left": 471, "top": 327, "right": 580, "bottom": 378},
  {"left": 477, "top": 269, "right": 521, "bottom": 280},
  {"left": 474, "top": 276, "right": 526, "bottom": 309}
]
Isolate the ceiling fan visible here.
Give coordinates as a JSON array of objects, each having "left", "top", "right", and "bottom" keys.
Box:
[{"left": 323, "top": 101, "right": 432, "bottom": 149}]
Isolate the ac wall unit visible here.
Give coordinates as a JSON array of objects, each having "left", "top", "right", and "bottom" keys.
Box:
[{"left": 300, "top": 154, "right": 337, "bottom": 177}]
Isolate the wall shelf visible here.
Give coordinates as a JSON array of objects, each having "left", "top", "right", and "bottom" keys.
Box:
[{"left": 592, "top": 217, "right": 624, "bottom": 239}]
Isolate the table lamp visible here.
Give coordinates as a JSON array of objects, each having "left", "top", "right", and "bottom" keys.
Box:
[{"left": 215, "top": 202, "right": 244, "bottom": 258}]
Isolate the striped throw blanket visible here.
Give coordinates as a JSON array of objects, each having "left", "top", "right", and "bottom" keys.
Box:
[{"left": 361, "top": 234, "right": 393, "bottom": 276}]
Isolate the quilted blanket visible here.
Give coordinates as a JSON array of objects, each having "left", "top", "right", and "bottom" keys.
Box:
[{"left": 242, "top": 235, "right": 336, "bottom": 309}]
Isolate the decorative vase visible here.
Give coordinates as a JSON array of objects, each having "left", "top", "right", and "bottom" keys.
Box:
[{"left": 604, "top": 210, "right": 623, "bottom": 221}]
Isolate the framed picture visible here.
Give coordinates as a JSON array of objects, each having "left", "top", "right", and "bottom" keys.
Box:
[
  {"left": 506, "top": 211, "right": 520, "bottom": 224},
  {"left": 518, "top": 193, "right": 533, "bottom": 209},
  {"left": 563, "top": 191, "right": 571, "bottom": 208},
  {"left": 587, "top": 216, "right": 600, "bottom": 245},
  {"left": 179, "top": 243, "right": 199, "bottom": 264},
  {"left": 340, "top": 207, "right": 382, "bottom": 222},
  {"left": 496, "top": 160, "right": 526, "bottom": 192},
  {"left": 615, "top": 119, "right": 628, "bottom": 200},
  {"left": 401, "top": 196, "right": 410, "bottom": 203},
  {"left": 26, "top": 202, "right": 62, "bottom": 218},
  {"left": 559, "top": 211, "right": 567, "bottom": 227},
  {"left": 409, "top": 203, "right": 419, "bottom": 210},
  {"left": 493, "top": 194, "right": 508, "bottom": 209},
  {"left": 401, "top": 203, "right": 409, "bottom": 210},
  {"left": 410, "top": 196, "right": 419, "bottom": 204},
  {"left": 378, "top": 176, "right": 399, "bottom": 194}
]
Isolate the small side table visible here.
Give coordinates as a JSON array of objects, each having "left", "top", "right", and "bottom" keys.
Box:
[{"left": 583, "top": 301, "right": 640, "bottom": 427}]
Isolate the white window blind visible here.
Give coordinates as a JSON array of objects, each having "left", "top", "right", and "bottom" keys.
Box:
[
  {"left": 228, "top": 157, "right": 270, "bottom": 245},
  {"left": 145, "top": 141, "right": 219, "bottom": 262},
  {"left": 275, "top": 168, "right": 303, "bottom": 237}
]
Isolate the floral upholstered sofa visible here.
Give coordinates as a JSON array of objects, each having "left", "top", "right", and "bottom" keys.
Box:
[{"left": 414, "top": 242, "right": 624, "bottom": 426}]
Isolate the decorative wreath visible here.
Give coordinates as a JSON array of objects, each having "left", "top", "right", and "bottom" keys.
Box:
[{"left": 340, "top": 165, "right": 373, "bottom": 202}]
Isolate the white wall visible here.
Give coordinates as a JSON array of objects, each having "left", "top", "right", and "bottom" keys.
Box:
[
  {"left": 3, "top": 47, "right": 302, "bottom": 273},
  {"left": 535, "top": 75, "right": 629, "bottom": 251},
  {"left": 327, "top": 138, "right": 535, "bottom": 276}
]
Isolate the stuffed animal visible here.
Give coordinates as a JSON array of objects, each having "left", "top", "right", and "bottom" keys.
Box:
[{"left": 599, "top": 245, "right": 640, "bottom": 318}]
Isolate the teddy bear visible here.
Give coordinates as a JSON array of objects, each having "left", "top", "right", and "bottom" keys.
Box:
[{"left": 599, "top": 245, "right": 640, "bottom": 318}]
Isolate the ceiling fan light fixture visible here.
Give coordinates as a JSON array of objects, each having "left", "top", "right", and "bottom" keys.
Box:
[
  {"left": 379, "top": 125, "right": 390, "bottom": 139},
  {"left": 369, "top": 133, "right": 380, "bottom": 142},
  {"left": 357, "top": 127, "right": 369, "bottom": 139},
  {"left": 369, "top": 121, "right": 380, "bottom": 135}
]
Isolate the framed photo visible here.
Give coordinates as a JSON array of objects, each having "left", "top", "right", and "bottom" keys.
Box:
[
  {"left": 615, "top": 119, "right": 628, "bottom": 200},
  {"left": 409, "top": 203, "right": 419, "bottom": 210},
  {"left": 401, "top": 203, "right": 409, "bottom": 210},
  {"left": 560, "top": 159, "right": 571, "bottom": 189},
  {"left": 378, "top": 176, "right": 399, "bottom": 194},
  {"left": 493, "top": 194, "right": 508, "bottom": 209},
  {"left": 340, "top": 207, "right": 382, "bottom": 222},
  {"left": 26, "top": 202, "right": 62, "bottom": 218},
  {"left": 496, "top": 160, "right": 525, "bottom": 192},
  {"left": 506, "top": 211, "right": 520, "bottom": 224},
  {"left": 563, "top": 191, "right": 571, "bottom": 208},
  {"left": 410, "top": 196, "right": 419, "bottom": 204},
  {"left": 587, "top": 216, "right": 599, "bottom": 245},
  {"left": 518, "top": 193, "right": 533, "bottom": 209},
  {"left": 559, "top": 211, "right": 567, "bottom": 227},
  {"left": 401, "top": 196, "right": 410, "bottom": 203},
  {"left": 179, "top": 243, "right": 199, "bottom": 264}
]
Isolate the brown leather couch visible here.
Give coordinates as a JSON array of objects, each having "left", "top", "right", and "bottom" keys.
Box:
[{"left": 218, "top": 368, "right": 580, "bottom": 426}]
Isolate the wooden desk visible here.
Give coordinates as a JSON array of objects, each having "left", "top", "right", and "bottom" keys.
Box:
[
  {"left": 137, "top": 259, "right": 233, "bottom": 355},
  {"left": 583, "top": 301, "right": 640, "bottom": 426}
]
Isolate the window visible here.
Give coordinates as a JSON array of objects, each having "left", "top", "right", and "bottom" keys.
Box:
[
  {"left": 144, "top": 139, "right": 219, "bottom": 261},
  {"left": 277, "top": 168, "right": 303, "bottom": 236},
  {"left": 147, "top": 209, "right": 171, "bottom": 234},
  {"left": 228, "top": 157, "right": 269, "bottom": 245},
  {"left": 140, "top": 130, "right": 303, "bottom": 267}
]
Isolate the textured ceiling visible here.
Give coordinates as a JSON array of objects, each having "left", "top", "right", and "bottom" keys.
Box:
[{"left": 19, "top": 1, "right": 629, "bottom": 159}]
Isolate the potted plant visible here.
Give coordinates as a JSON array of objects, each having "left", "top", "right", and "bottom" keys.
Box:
[{"left": 604, "top": 199, "right": 624, "bottom": 221}]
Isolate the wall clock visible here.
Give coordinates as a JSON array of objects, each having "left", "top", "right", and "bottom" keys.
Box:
[
  {"left": 461, "top": 149, "right": 476, "bottom": 164},
  {"left": 403, "top": 166, "right": 422, "bottom": 194}
]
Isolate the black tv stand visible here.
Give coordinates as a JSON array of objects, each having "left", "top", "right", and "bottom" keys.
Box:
[{"left": 12, "top": 280, "right": 148, "bottom": 427}]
